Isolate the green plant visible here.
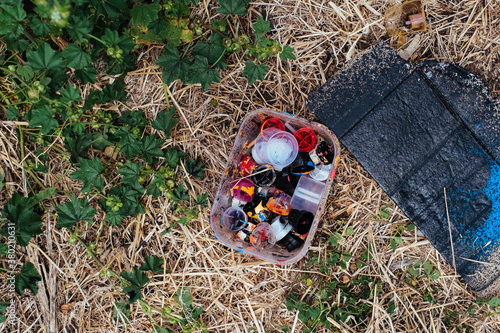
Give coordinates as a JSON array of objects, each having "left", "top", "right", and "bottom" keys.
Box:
[
  {"left": 289, "top": 230, "right": 376, "bottom": 332},
  {"left": 389, "top": 223, "right": 414, "bottom": 250},
  {"left": 0, "top": 0, "right": 221, "bottom": 329},
  {"left": 378, "top": 204, "right": 391, "bottom": 219},
  {"left": 154, "top": 0, "right": 295, "bottom": 87},
  {"left": 405, "top": 260, "right": 440, "bottom": 283}
]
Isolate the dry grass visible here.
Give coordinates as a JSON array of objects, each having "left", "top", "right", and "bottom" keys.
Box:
[{"left": 1, "top": 0, "right": 500, "bottom": 332}]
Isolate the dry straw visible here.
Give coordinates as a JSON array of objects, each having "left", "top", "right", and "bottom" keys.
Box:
[{"left": 1, "top": 0, "right": 500, "bottom": 332}]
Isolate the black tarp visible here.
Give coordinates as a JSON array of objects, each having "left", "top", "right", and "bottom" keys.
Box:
[{"left": 307, "top": 43, "right": 500, "bottom": 296}]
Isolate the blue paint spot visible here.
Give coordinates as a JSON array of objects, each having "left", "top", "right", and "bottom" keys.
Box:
[
  {"left": 476, "top": 123, "right": 481, "bottom": 129},
  {"left": 451, "top": 159, "right": 500, "bottom": 256},
  {"left": 471, "top": 162, "right": 500, "bottom": 251},
  {"left": 236, "top": 249, "right": 243, "bottom": 253}
]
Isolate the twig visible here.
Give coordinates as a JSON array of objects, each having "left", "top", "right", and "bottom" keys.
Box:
[{"left": 444, "top": 187, "right": 456, "bottom": 271}]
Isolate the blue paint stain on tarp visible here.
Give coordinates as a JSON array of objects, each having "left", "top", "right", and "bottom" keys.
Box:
[
  {"left": 471, "top": 161, "right": 500, "bottom": 252},
  {"left": 451, "top": 160, "right": 500, "bottom": 257}
]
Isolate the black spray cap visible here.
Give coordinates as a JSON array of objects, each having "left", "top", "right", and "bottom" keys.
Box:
[
  {"left": 290, "top": 152, "right": 315, "bottom": 175},
  {"left": 273, "top": 166, "right": 299, "bottom": 196},
  {"left": 288, "top": 209, "right": 314, "bottom": 235},
  {"left": 277, "top": 233, "right": 304, "bottom": 252},
  {"left": 250, "top": 164, "right": 276, "bottom": 187}
]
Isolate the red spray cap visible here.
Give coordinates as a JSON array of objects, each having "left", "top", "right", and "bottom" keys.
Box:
[
  {"left": 240, "top": 155, "right": 258, "bottom": 176},
  {"left": 260, "top": 118, "right": 285, "bottom": 132},
  {"left": 294, "top": 128, "right": 318, "bottom": 153}
]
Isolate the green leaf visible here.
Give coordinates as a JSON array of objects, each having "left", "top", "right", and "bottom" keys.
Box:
[
  {"left": 146, "top": 175, "right": 165, "bottom": 198},
  {"left": 6, "top": 106, "right": 19, "bottom": 120},
  {"left": 195, "top": 193, "right": 208, "bottom": 207},
  {"left": 56, "top": 195, "right": 96, "bottom": 229},
  {"left": 29, "top": 105, "right": 59, "bottom": 135},
  {"left": 429, "top": 270, "right": 440, "bottom": 280},
  {"left": 60, "top": 83, "right": 81, "bottom": 102},
  {"left": 113, "top": 302, "right": 130, "bottom": 323},
  {"left": 34, "top": 187, "right": 56, "bottom": 204},
  {"left": 139, "top": 255, "right": 164, "bottom": 273},
  {"left": 172, "top": 184, "right": 189, "bottom": 202},
  {"left": 280, "top": 45, "right": 296, "bottom": 61},
  {"left": 16, "top": 65, "right": 34, "bottom": 82},
  {"left": 26, "top": 42, "right": 64, "bottom": 71},
  {"left": 102, "top": 75, "right": 127, "bottom": 101},
  {"left": 84, "top": 90, "right": 109, "bottom": 111},
  {"left": 160, "top": 19, "right": 183, "bottom": 47},
  {"left": 15, "top": 262, "right": 41, "bottom": 296},
  {"left": 191, "top": 34, "right": 227, "bottom": 69},
  {"left": 2, "top": 33, "right": 29, "bottom": 51},
  {"left": 1, "top": 194, "right": 43, "bottom": 247},
  {"left": 184, "top": 56, "right": 220, "bottom": 90},
  {"left": 140, "top": 135, "right": 164, "bottom": 164},
  {"left": 74, "top": 67, "right": 97, "bottom": 84},
  {"left": 90, "top": 0, "right": 129, "bottom": 20},
  {"left": 243, "top": 61, "right": 268, "bottom": 85},
  {"left": 130, "top": 4, "right": 161, "bottom": 27},
  {"left": 63, "top": 130, "right": 92, "bottom": 163},
  {"left": 30, "top": 18, "right": 51, "bottom": 36},
  {"left": 66, "top": 16, "right": 92, "bottom": 42},
  {"left": 119, "top": 111, "right": 148, "bottom": 128},
  {"left": 174, "top": 288, "right": 193, "bottom": 308},
  {"left": 101, "top": 29, "right": 135, "bottom": 54},
  {"left": 164, "top": 147, "right": 187, "bottom": 168},
  {"left": 253, "top": 16, "right": 271, "bottom": 40},
  {"left": 62, "top": 44, "right": 91, "bottom": 69},
  {"left": 407, "top": 265, "right": 419, "bottom": 277},
  {"left": 178, "top": 216, "right": 188, "bottom": 226},
  {"left": 70, "top": 157, "right": 105, "bottom": 193},
  {"left": 120, "top": 267, "right": 149, "bottom": 304},
  {"left": 118, "top": 131, "right": 142, "bottom": 158},
  {"left": 185, "top": 157, "right": 205, "bottom": 178},
  {"left": 108, "top": 186, "right": 145, "bottom": 218},
  {"left": 72, "top": 122, "right": 85, "bottom": 135},
  {"left": 131, "top": 26, "right": 163, "bottom": 44},
  {"left": 406, "top": 223, "right": 415, "bottom": 231},
  {"left": 155, "top": 46, "right": 190, "bottom": 84},
  {"left": 423, "top": 261, "right": 433, "bottom": 277},
  {"left": 152, "top": 107, "right": 179, "bottom": 137},
  {"left": 379, "top": 209, "right": 391, "bottom": 219},
  {"left": 328, "top": 233, "right": 342, "bottom": 246},
  {"left": 118, "top": 162, "right": 143, "bottom": 193},
  {"left": 345, "top": 225, "right": 354, "bottom": 236},
  {"left": 217, "top": 0, "right": 251, "bottom": 16},
  {"left": 91, "top": 132, "right": 113, "bottom": 151},
  {"left": 390, "top": 238, "right": 396, "bottom": 251},
  {"left": 488, "top": 297, "right": 500, "bottom": 307},
  {"left": 167, "top": 1, "right": 190, "bottom": 18},
  {"left": 105, "top": 211, "right": 126, "bottom": 226},
  {"left": 0, "top": 301, "right": 8, "bottom": 323},
  {"left": 0, "top": 4, "right": 25, "bottom": 37}
]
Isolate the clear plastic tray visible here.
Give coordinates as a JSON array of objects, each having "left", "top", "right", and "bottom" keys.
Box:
[{"left": 210, "top": 108, "right": 341, "bottom": 264}]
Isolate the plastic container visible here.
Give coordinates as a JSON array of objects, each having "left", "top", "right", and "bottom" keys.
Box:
[
  {"left": 290, "top": 176, "right": 327, "bottom": 213},
  {"left": 251, "top": 127, "right": 281, "bottom": 164},
  {"left": 210, "top": 108, "right": 341, "bottom": 264},
  {"left": 222, "top": 207, "right": 248, "bottom": 231},
  {"left": 309, "top": 163, "right": 332, "bottom": 181},
  {"left": 266, "top": 131, "right": 299, "bottom": 171}
]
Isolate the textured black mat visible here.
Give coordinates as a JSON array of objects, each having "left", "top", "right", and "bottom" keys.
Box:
[{"left": 307, "top": 43, "right": 500, "bottom": 295}]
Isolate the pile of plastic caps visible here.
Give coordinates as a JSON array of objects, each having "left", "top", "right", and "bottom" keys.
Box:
[{"left": 222, "top": 117, "right": 336, "bottom": 253}]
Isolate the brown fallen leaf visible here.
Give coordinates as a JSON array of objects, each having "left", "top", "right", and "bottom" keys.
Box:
[{"left": 60, "top": 302, "right": 76, "bottom": 314}]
